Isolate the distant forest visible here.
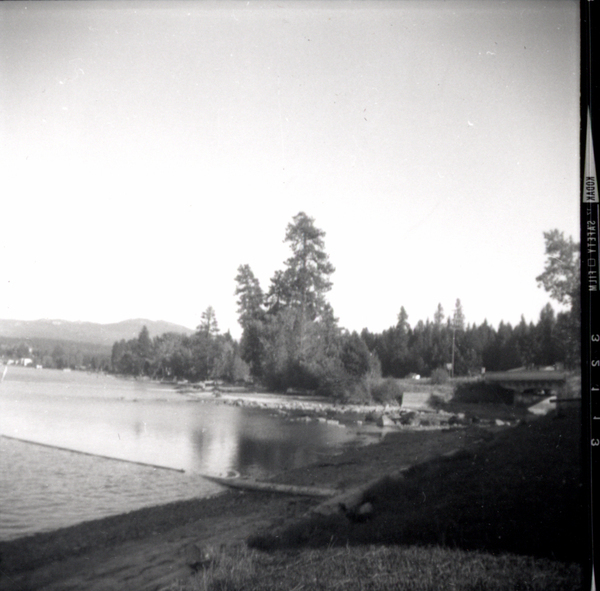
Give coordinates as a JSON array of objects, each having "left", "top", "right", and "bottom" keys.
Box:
[
  {"left": 109, "top": 214, "right": 580, "bottom": 399},
  {"left": 0, "top": 338, "right": 111, "bottom": 371}
]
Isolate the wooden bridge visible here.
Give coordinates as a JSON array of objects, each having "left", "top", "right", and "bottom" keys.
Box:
[
  {"left": 482, "top": 370, "right": 582, "bottom": 411},
  {"left": 483, "top": 370, "right": 568, "bottom": 396}
]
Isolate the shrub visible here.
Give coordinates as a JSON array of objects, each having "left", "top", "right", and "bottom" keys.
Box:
[
  {"left": 428, "top": 394, "right": 446, "bottom": 409},
  {"left": 310, "top": 356, "right": 351, "bottom": 399},
  {"left": 369, "top": 378, "right": 403, "bottom": 405},
  {"left": 430, "top": 368, "right": 449, "bottom": 384},
  {"left": 340, "top": 332, "right": 371, "bottom": 377},
  {"left": 317, "top": 369, "right": 372, "bottom": 404},
  {"left": 341, "top": 379, "right": 372, "bottom": 404},
  {"left": 316, "top": 371, "right": 351, "bottom": 399},
  {"left": 367, "top": 351, "right": 382, "bottom": 379}
]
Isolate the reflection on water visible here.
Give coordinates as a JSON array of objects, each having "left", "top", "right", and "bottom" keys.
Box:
[{"left": 0, "top": 367, "right": 362, "bottom": 540}]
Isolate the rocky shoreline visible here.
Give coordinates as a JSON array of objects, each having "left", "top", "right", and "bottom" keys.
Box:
[{"left": 175, "top": 385, "right": 524, "bottom": 429}]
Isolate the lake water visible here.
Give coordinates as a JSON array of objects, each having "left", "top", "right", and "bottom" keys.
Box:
[{"left": 0, "top": 367, "right": 370, "bottom": 541}]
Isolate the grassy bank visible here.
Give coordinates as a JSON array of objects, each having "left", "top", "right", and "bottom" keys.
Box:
[
  {"left": 170, "top": 545, "right": 580, "bottom": 591},
  {"left": 249, "top": 409, "right": 583, "bottom": 559},
  {"left": 172, "top": 407, "right": 584, "bottom": 591}
]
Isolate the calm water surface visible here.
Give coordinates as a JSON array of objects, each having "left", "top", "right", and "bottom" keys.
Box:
[{"left": 0, "top": 367, "right": 369, "bottom": 541}]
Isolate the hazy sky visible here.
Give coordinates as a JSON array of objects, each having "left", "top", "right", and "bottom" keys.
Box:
[{"left": 0, "top": 0, "right": 580, "bottom": 338}]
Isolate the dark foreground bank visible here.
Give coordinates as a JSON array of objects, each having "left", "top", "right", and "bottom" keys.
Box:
[{"left": 0, "top": 407, "right": 586, "bottom": 591}]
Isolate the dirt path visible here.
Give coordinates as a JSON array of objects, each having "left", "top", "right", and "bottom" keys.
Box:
[{"left": 0, "top": 425, "right": 496, "bottom": 591}]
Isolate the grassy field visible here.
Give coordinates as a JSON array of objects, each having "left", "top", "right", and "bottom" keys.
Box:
[
  {"left": 170, "top": 406, "right": 585, "bottom": 591},
  {"left": 170, "top": 544, "right": 580, "bottom": 591}
]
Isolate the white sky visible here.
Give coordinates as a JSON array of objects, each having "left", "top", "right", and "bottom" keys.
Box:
[{"left": 0, "top": 0, "right": 580, "bottom": 339}]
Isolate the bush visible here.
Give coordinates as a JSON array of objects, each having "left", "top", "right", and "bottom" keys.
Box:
[
  {"left": 369, "top": 378, "right": 403, "bottom": 405},
  {"left": 367, "top": 352, "right": 382, "bottom": 379},
  {"left": 430, "top": 368, "right": 450, "bottom": 384},
  {"left": 341, "top": 379, "right": 372, "bottom": 404},
  {"left": 340, "top": 332, "right": 371, "bottom": 377},
  {"left": 317, "top": 370, "right": 372, "bottom": 404}
]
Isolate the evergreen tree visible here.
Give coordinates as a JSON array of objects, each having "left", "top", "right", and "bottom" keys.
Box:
[
  {"left": 433, "top": 303, "right": 445, "bottom": 326},
  {"left": 234, "top": 264, "right": 264, "bottom": 328},
  {"left": 197, "top": 306, "right": 219, "bottom": 337},
  {"left": 397, "top": 306, "right": 410, "bottom": 333},
  {"left": 235, "top": 264, "right": 265, "bottom": 377},
  {"left": 191, "top": 307, "right": 220, "bottom": 380},
  {"left": 264, "top": 212, "right": 336, "bottom": 369},
  {"left": 407, "top": 320, "right": 429, "bottom": 376},
  {"left": 136, "top": 326, "right": 154, "bottom": 375},
  {"left": 390, "top": 307, "right": 411, "bottom": 377},
  {"left": 450, "top": 299, "right": 465, "bottom": 376},
  {"left": 278, "top": 211, "right": 335, "bottom": 323},
  {"left": 452, "top": 299, "right": 466, "bottom": 332},
  {"left": 258, "top": 213, "right": 343, "bottom": 392},
  {"left": 533, "top": 304, "right": 558, "bottom": 367},
  {"left": 340, "top": 331, "right": 371, "bottom": 378},
  {"left": 460, "top": 324, "right": 484, "bottom": 375},
  {"left": 513, "top": 316, "right": 536, "bottom": 369}
]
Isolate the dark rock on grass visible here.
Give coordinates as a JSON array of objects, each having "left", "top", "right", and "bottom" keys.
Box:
[
  {"left": 184, "top": 542, "right": 215, "bottom": 572},
  {"left": 340, "top": 501, "right": 375, "bottom": 523}
]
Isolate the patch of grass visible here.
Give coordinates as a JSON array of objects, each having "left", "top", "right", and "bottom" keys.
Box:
[
  {"left": 166, "top": 544, "right": 580, "bottom": 591},
  {"left": 249, "top": 409, "right": 584, "bottom": 563}
]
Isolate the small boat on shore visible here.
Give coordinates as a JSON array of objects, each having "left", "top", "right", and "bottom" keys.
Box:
[{"left": 200, "top": 473, "right": 337, "bottom": 498}]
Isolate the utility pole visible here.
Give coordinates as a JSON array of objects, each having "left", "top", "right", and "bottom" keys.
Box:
[
  {"left": 451, "top": 324, "right": 456, "bottom": 378},
  {"left": 451, "top": 298, "right": 463, "bottom": 379}
]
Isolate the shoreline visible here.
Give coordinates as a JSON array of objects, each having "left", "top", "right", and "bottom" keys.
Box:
[
  {"left": 0, "top": 391, "right": 531, "bottom": 547},
  {"left": 173, "top": 384, "right": 529, "bottom": 431},
  {"left": 0, "top": 419, "right": 505, "bottom": 591},
  {"left": 0, "top": 386, "right": 501, "bottom": 548}
]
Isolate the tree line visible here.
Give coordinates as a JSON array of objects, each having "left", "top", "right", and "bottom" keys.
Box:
[
  {"left": 110, "top": 214, "right": 580, "bottom": 400},
  {"left": 360, "top": 299, "right": 578, "bottom": 380},
  {"left": 0, "top": 338, "right": 111, "bottom": 371},
  {"left": 110, "top": 308, "right": 249, "bottom": 382}
]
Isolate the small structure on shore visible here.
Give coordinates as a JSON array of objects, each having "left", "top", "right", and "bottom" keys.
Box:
[{"left": 483, "top": 369, "right": 578, "bottom": 411}]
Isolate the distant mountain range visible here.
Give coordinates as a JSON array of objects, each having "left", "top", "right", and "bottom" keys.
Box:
[{"left": 0, "top": 318, "right": 195, "bottom": 347}]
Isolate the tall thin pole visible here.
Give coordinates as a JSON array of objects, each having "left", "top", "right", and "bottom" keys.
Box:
[{"left": 451, "top": 325, "right": 456, "bottom": 378}]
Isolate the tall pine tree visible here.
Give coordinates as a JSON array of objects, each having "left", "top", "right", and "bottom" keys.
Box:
[
  {"left": 268, "top": 212, "right": 335, "bottom": 355},
  {"left": 234, "top": 264, "right": 265, "bottom": 377}
]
